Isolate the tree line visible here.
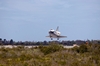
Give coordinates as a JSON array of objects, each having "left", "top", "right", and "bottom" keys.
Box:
[{"left": 0, "top": 38, "right": 100, "bottom": 46}]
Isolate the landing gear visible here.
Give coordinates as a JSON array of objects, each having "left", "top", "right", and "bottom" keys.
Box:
[
  {"left": 57, "top": 38, "right": 59, "bottom": 40},
  {"left": 50, "top": 37, "right": 53, "bottom": 40},
  {"left": 51, "top": 38, "right": 53, "bottom": 40}
]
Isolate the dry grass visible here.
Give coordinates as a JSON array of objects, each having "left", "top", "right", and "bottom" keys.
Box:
[{"left": 0, "top": 44, "right": 100, "bottom": 66}]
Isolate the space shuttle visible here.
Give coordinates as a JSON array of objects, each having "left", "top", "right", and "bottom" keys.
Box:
[{"left": 46, "top": 26, "right": 67, "bottom": 40}]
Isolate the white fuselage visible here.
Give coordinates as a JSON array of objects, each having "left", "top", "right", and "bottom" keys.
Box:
[
  {"left": 46, "top": 27, "right": 67, "bottom": 40},
  {"left": 49, "top": 29, "right": 61, "bottom": 38}
]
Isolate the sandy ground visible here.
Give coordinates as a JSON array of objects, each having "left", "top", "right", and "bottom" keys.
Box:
[{"left": 0, "top": 45, "right": 74, "bottom": 48}]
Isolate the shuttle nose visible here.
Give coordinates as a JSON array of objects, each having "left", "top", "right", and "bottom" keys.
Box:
[{"left": 49, "top": 31, "right": 54, "bottom": 34}]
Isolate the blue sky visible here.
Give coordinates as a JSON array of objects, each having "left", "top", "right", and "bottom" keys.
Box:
[{"left": 0, "top": 0, "right": 100, "bottom": 41}]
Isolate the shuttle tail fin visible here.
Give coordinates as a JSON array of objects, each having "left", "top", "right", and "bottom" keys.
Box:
[{"left": 56, "top": 26, "right": 59, "bottom": 31}]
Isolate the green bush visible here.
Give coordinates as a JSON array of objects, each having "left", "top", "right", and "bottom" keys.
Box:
[
  {"left": 78, "top": 44, "right": 88, "bottom": 53},
  {"left": 0, "top": 43, "right": 100, "bottom": 66},
  {"left": 72, "top": 44, "right": 88, "bottom": 53},
  {"left": 39, "top": 43, "right": 64, "bottom": 55}
]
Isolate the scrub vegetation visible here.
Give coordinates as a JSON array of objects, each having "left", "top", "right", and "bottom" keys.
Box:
[{"left": 0, "top": 43, "right": 100, "bottom": 66}]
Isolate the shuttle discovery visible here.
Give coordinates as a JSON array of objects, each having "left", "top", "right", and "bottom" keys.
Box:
[{"left": 46, "top": 26, "right": 67, "bottom": 40}]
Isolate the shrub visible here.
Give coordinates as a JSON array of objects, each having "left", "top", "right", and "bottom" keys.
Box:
[
  {"left": 39, "top": 43, "right": 64, "bottom": 55},
  {"left": 72, "top": 44, "right": 88, "bottom": 53},
  {"left": 78, "top": 44, "right": 88, "bottom": 53}
]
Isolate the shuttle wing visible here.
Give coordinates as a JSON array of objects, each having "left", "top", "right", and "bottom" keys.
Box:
[
  {"left": 46, "top": 36, "right": 57, "bottom": 38},
  {"left": 46, "top": 36, "right": 67, "bottom": 38},
  {"left": 46, "top": 36, "right": 50, "bottom": 37},
  {"left": 58, "top": 36, "right": 67, "bottom": 38}
]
